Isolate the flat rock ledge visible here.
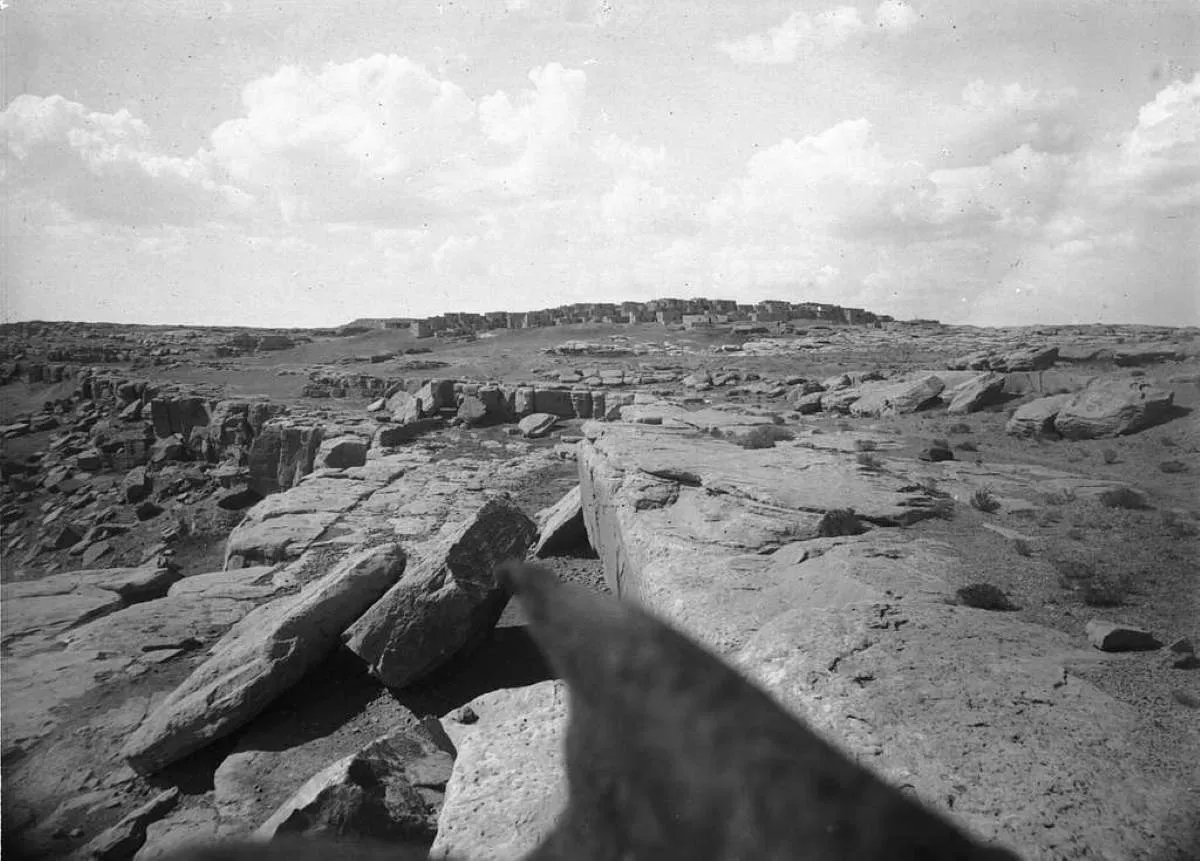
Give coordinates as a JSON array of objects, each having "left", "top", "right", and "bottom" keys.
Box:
[{"left": 433, "top": 419, "right": 1187, "bottom": 861}]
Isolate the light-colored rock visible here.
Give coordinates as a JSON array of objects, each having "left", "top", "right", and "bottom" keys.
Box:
[
  {"left": 80, "top": 787, "right": 179, "bottom": 860},
  {"left": 255, "top": 730, "right": 452, "bottom": 844},
  {"left": 1053, "top": 379, "right": 1175, "bottom": 439},
  {"left": 532, "top": 485, "right": 586, "bottom": 557},
  {"left": 1004, "top": 394, "right": 1071, "bottom": 438},
  {"left": 316, "top": 435, "right": 368, "bottom": 469},
  {"left": 342, "top": 497, "right": 537, "bottom": 688},
  {"left": 1086, "top": 619, "right": 1163, "bottom": 652},
  {"left": 518, "top": 412, "right": 559, "bottom": 438},
  {"left": 849, "top": 374, "right": 945, "bottom": 417},
  {"left": 121, "top": 544, "right": 406, "bottom": 774},
  {"left": 946, "top": 372, "right": 1006, "bottom": 414},
  {"left": 430, "top": 681, "right": 568, "bottom": 861}
]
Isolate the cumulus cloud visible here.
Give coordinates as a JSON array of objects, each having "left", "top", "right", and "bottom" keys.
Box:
[
  {"left": 1, "top": 94, "right": 252, "bottom": 225},
  {"left": 718, "top": 2, "right": 918, "bottom": 63}
]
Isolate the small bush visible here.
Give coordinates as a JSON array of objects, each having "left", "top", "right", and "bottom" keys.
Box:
[
  {"left": 970, "top": 487, "right": 1000, "bottom": 513},
  {"left": 947, "top": 422, "right": 972, "bottom": 435},
  {"left": 1162, "top": 510, "right": 1199, "bottom": 539},
  {"left": 856, "top": 452, "right": 883, "bottom": 470},
  {"left": 818, "top": 508, "right": 867, "bottom": 537},
  {"left": 1161, "top": 435, "right": 1178, "bottom": 448},
  {"left": 1159, "top": 460, "right": 1188, "bottom": 474},
  {"left": 1066, "top": 527, "right": 1084, "bottom": 541},
  {"left": 854, "top": 439, "right": 878, "bottom": 452},
  {"left": 1066, "top": 447, "right": 1089, "bottom": 463},
  {"left": 1053, "top": 557, "right": 1095, "bottom": 589},
  {"left": 1012, "top": 538, "right": 1033, "bottom": 556},
  {"left": 733, "top": 425, "right": 794, "bottom": 449},
  {"left": 1102, "top": 448, "right": 1119, "bottom": 464},
  {"left": 1081, "top": 572, "right": 1131, "bottom": 607},
  {"left": 1037, "top": 509, "right": 1062, "bottom": 526},
  {"left": 709, "top": 427, "right": 724, "bottom": 438},
  {"left": 955, "top": 583, "right": 1019, "bottom": 611},
  {"left": 1098, "top": 487, "right": 1149, "bottom": 510},
  {"left": 955, "top": 440, "right": 978, "bottom": 452},
  {"left": 1042, "top": 488, "right": 1076, "bottom": 506}
]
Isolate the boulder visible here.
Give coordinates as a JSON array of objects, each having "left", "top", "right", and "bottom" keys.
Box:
[
  {"left": 849, "top": 375, "right": 945, "bottom": 417},
  {"left": 790, "top": 391, "right": 824, "bottom": 414},
  {"left": 946, "top": 373, "right": 1006, "bottom": 414},
  {"left": 1004, "top": 395, "right": 1070, "bottom": 438},
  {"left": 1053, "top": 379, "right": 1174, "bottom": 439},
  {"left": 1086, "top": 620, "right": 1163, "bottom": 652},
  {"left": 247, "top": 421, "right": 324, "bottom": 495},
  {"left": 342, "top": 497, "right": 537, "bottom": 689},
  {"left": 255, "top": 729, "right": 452, "bottom": 844},
  {"left": 532, "top": 485, "right": 587, "bottom": 558},
  {"left": 151, "top": 434, "right": 187, "bottom": 463},
  {"left": 387, "top": 390, "right": 422, "bottom": 425},
  {"left": 79, "top": 787, "right": 179, "bottom": 861},
  {"left": 533, "top": 388, "right": 577, "bottom": 418},
  {"left": 518, "top": 413, "right": 560, "bottom": 439},
  {"left": 317, "top": 436, "right": 369, "bottom": 470},
  {"left": 121, "top": 544, "right": 406, "bottom": 774},
  {"left": 430, "top": 682, "right": 568, "bottom": 860},
  {"left": 456, "top": 395, "right": 489, "bottom": 427},
  {"left": 122, "top": 467, "right": 153, "bottom": 504}
]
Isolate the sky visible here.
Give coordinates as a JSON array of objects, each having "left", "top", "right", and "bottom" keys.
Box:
[{"left": 1, "top": 0, "right": 1197, "bottom": 328}]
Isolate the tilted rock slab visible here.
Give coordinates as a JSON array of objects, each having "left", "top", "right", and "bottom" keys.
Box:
[
  {"left": 562, "top": 419, "right": 1189, "bottom": 859},
  {"left": 946, "top": 372, "right": 1006, "bottom": 414},
  {"left": 121, "top": 543, "right": 406, "bottom": 775},
  {"left": 1005, "top": 394, "right": 1071, "bottom": 438},
  {"left": 342, "top": 496, "right": 537, "bottom": 688},
  {"left": 849, "top": 374, "right": 945, "bottom": 417},
  {"left": 255, "top": 729, "right": 452, "bottom": 845},
  {"left": 1053, "top": 378, "right": 1174, "bottom": 439}
]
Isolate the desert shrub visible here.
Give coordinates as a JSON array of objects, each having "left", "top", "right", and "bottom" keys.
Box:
[
  {"left": 709, "top": 427, "right": 724, "bottom": 438},
  {"left": 931, "top": 437, "right": 950, "bottom": 450},
  {"left": 955, "top": 583, "right": 1019, "bottom": 611},
  {"left": 947, "top": 422, "right": 972, "bottom": 435},
  {"left": 837, "top": 421, "right": 853, "bottom": 431},
  {"left": 955, "top": 440, "right": 978, "bottom": 452},
  {"left": 1012, "top": 538, "right": 1033, "bottom": 556},
  {"left": 1161, "top": 435, "right": 1178, "bottom": 448},
  {"left": 1037, "top": 509, "right": 1062, "bottom": 526},
  {"left": 970, "top": 487, "right": 1000, "bottom": 513},
  {"left": 1098, "top": 487, "right": 1149, "bottom": 510},
  {"left": 920, "top": 477, "right": 950, "bottom": 497},
  {"left": 771, "top": 413, "right": 786, "bottom": 425},
  {"left": 1161, "top": 510, "right": 1200, "bottom": 539},
  {"left": 1102, "top": 448, "right": 1119, "bottom": 464},
  {"left": 818, "top": 508, "right": 866, "bottom": 537},
  {"left": 1081, "top": 572, "right": 1131, "bottom": 607},
  {"left": 1066, "top": 527, "right": 1084, "bottom": 541},
  {"left": 856, "top": 452, "right": 883, "bottom": 470},
  {"left": 1053, "top": 556, "right": 1095, "bottom": 589},
  {"left": 1042, "top": 488, "right": 1077, "bottom": 506},
  {"left": 929, "top": 497, "right": 956, "bottom": 519},
  {"left": 733, "top": 425, "right": 795, "bottom": 449},
  {"left": 854, "top": 439, "right": 878, "bottom": 452},
  {"left": 1066, "top": 447, "right": 1088, "bottom": 463},
  {"left": 1159, "top": 460, "right": 1188, "bottom": 474}
]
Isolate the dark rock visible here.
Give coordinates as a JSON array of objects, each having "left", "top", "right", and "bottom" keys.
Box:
[
  {"left": 122, "top": 467, "right": 152, "bottom": 503},
  {"left": 1087, "top": 620, "right": 1163, "bottom": 652}
]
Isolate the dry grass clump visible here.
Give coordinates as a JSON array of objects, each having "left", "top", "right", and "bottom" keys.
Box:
[
  {"left": 946, "top": 422, "right": 972, "bottom": 435},
  {"left": 854, "top": 438, "right": 878, "bottom": 452},
  {"left": 1098, "top": 487, "right": 1149, "bottom": 510},
  {"left": 1052, "top": 555, "right": 1132, "bottom": 607},
  {"left": 1041, "top": 488, "right": 1077, "bottom": 506},
  {"left": 817, "top": 508, "right": 867, "bottom": 537},
  {"left": 970, "top": 487, "right": 1000, "bottom": 513},
  {"left": 855, "top": 452, "right": 883, "bottom": 470},
  {"left": 1161, "top": 510, "right": 1199, "bottom": 539},
  {"left": 955, "top": 583, "right": 1019, "bottom": 611},
  {"left": 1159, "top": 460, "right": 1188, "bottom": 474},
  {"left": 731, "top": 425, "right": 795, "bottom": 449}
]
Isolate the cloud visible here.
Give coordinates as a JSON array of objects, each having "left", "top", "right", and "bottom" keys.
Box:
[
  {"left": 718, "top": 2, "right": 918, "bottom": 63},
  {"left": 1, "top": 94, "right": 252, "bottom": 226}
]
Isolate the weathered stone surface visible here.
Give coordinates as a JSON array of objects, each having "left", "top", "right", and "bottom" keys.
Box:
[
  {"left": 946, "top": 372, "right": 1006, "bottom": 414},
  {"left": 1004, "top": 394, "right": 1071, "bottom": 438},
  {"left": 849, "top": 374, "right": 945, "bottom": 417},
  {"left": 387, "top": 390, "right": 422, "bottom": 424},
  {"left": 121, "top": 544, "right": 406, "bottom": 774},
  {"left": 122, "top": 466, "right": 152, "bottom": 503},
  {"left": 316, "top": 435, "right": 369, "bottom": 469},
  {"left": 532, "top": 485, "right": 587, "bottom": 557},
  {"left": 1053, "top": 379, "right": 1174, "bottom": 439},
  {"left": 343, "top": 497, "right": 537, "bottom": 688},
  {"left": 456, "top": 395, "right": 488, "bottom": 426},
  {"left": 518, "top": 412, "right": 559, "bottom": 438},
  {"left": 247, "top": 421, "right": 324, "bottom": 495},
  {"left": 255, "top": 730, "right": 452, "bottom": 844},
  {"left": 1086, "top": 619, "right": 1164, "bottom": 652},
  {"left": 80, "top": 787, "right": 179, "bottom": 860},
  {"left": 563, "top": 420, "right": 1189, "bottom": 859},
  {"left": 430, "top": 681, "right": 568, "bottom": 861}
]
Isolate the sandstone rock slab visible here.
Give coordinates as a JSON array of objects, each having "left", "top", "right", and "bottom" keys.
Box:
[
  {"left": 1053, "top": 379, "right": 1174, "bottom": 439},
  {"left": 121, "top": 544, "right": 406, "bottom": 774}
]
